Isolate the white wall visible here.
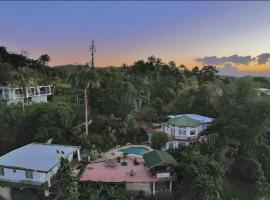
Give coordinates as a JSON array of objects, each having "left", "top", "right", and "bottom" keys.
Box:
[
  {"left": 163, "top": 140, "right": 189, "bottom": 150},
  {"left": 0, "top": 151, "right": 78, "bottom": 189},
  {"left": 32, "top": 96, "right": 48, "bottom": 103},
  {"left": 0, "top": 168, "right": 47, "bottom": 183}
]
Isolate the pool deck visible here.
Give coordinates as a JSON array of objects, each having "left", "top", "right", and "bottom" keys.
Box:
[
  {"left": 79, "top": 157, "right": 170, "bottom": 183},
  {"left": 105, "top": 144, "right": 153, "bottom": 159}
]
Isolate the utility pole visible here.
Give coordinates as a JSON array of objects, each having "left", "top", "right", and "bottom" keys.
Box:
[{"left": 89, "top": 40, "right": 96, "bottom": 69}]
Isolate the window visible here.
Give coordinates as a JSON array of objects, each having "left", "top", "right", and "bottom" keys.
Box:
[
  {"left": 25, "top": 170, "right": 33, "bottom": 179},
  {"left": 0, "top": 167, "right": 4, "bottom": 176},
  {"left": 179, "top": 129, "right": 186, "bottom": 135},
  {"left": 190, "top": 130, "right": 196, "bottom": 135},
  {"left": 171, "top": 128, "right": 175, "bottom": 136}
]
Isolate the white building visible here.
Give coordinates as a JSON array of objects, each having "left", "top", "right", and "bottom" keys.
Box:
[
  {"left": 0, "top": 143, "right": 80, "bottom": 199},
  {"left": 255, "top": 88, "right": 270, "bottom": 97},
  {"left": 161, "top": 114, "right": 213, "bottom": 150},
  {"left": 0, "top": 85, "right": 52, "bottom": 105}
]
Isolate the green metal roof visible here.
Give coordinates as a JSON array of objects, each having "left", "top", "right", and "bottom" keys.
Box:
[
  {"left": 143, "top": 150, "right": 178, "bottom": 169},
  {"left": 167, "top": 115, "right": 200, "bottom": 127}
]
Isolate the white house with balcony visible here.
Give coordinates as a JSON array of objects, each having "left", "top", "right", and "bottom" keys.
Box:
[
  {"left": 0, "top": 85, "right": 52, "bottom": 105},
  {"left": 0, "top": 143, "right": 81, "bottom": 199},
  {"left": 161, "top": 114, "right": 213, "bottom": 150}
]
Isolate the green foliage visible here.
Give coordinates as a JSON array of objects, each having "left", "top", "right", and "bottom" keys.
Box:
[
  {"left": 231, "top": 156, "right": 265, "bottom": 184},
  {"left": 151, "top": 132, "right": 168, "bottom": 150},
  {"left": 140, "top": 107, "right": 159, "bottom": 122},
  {"left": 2, "top": 48, "right": 270, "bottom": 199},
  {"left": 124, "top": 113, "right": 138, "bottom": 130},
  {"left": 79, "top": 183, "right": 139, "bottom": 200},
  {"left": 169, "top": 146, "right": 224, "bottom": 200},
  {"left": 58, "top": 157, "right": 79, "bottom": 200},
  {"left": 95, "top": 80, "right": 138, "bottom": 117},
  {"left": 0, "top": 102, "right": 83, "bottom": 154}
]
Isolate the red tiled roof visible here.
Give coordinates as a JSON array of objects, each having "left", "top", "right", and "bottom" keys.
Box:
[
  {"left": 79, "top": 158, "right": 169, "bottom": 183},
  {"left": 139, "top": 121, "right": 158, "bottom": 134}
]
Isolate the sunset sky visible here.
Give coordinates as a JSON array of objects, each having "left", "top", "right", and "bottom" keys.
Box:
[{"left": 1, "top": 1, "right": 270, "bottom": 76}]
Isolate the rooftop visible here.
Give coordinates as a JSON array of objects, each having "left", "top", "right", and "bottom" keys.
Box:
[
  {"left": 79, "top": 157, "right": 169, "bottom": 183},
  {"left": 166, "top": 114, "right": 213, "bottom": 127},
  {"left": 143, "top": 150, "right": 178, "bottom": 169},
  {"left": 0, "top": 143, "right": 80, "bottom": 172}
]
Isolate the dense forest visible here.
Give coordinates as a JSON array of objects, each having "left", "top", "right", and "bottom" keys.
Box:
[{"left": 1, "top": 46, "right": 270, "bottom": 200}]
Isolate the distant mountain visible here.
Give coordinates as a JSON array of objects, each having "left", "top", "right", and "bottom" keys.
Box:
[
  {"left": 53, "top": 64, "right": 120, "bottom": 72},
  {"left": 53, "top": 64, "right": 81, "bottom": 72}
]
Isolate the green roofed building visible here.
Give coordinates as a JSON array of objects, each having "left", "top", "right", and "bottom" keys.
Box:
[
  {"left": 166, "top": 115, "right": 200, "bottom": 127},
  {"left": 142, "top": 150, "right": 177, "bottom": 195},
  {"left": 143, "top": 150, "right": 178, "bottom": 169},
  {"left": 160, "top": 114, "right": 214, "bottom": 150}
]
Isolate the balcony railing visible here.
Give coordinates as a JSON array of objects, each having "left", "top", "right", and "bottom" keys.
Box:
[{"left": 0, "top": 176, "right": 44, "bottom": 186}]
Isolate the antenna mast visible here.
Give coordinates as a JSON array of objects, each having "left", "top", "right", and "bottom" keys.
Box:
[{"left": 89, "top": 40, "right": 96, "bottom": 69}]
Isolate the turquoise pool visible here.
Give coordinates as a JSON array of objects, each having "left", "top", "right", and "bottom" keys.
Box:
[{"left": 119, "top": 146, "right": 150, "bottom": 156}]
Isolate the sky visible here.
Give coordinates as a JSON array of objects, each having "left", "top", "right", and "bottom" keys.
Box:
[{"left": 1, "top": 1, "right": 270, "bottom": 76}]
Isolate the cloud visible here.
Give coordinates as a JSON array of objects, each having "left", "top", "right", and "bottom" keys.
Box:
[
  {"left": 218, "top": 63, "right": 243, "bottom": 77},
  {"left": 218, "top": 63, "right": 270, "bottom": 77},
  {"left": 257, "top": 53, "right": 270, "bottom": 64},
  {"left": 196, "top": 54, "right": 254, "bottom": 65}
]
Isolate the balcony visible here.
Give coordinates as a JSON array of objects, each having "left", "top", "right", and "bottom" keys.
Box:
[
  {"left": 14, "top": 86, "right": 52, "bottom": 99},
  {"left": 0, "top": 177, "right": 46, "bottom": 189}
]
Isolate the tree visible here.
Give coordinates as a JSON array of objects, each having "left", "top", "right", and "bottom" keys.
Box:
[
  {"left": 79, "top": 184, "right": 137, "bottom": 200},
  {"left": 151, "top": 132, "right": 168, "bottom": 150},
  {"left": 9, "top": 67, "right": 39, "bottom": 112},
  {"left": 199, "top": 65, "right": 218, "bottom": 82},
  {"left": 97, "top": 80, "right": 138, "bottom": 117},
  {"left": 70, "top": 65, "right": 100, "bottom": 135},
  {"left": 58, "top": 157, "right": 79, "bottom": 200},
  {"left": 169, "top": 146, "right": 224, "bottom": 200},
  {"left": 38, "top": 54, "right": 50, "bottom": 67}
]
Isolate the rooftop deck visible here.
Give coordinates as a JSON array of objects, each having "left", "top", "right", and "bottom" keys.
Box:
[{"left": 79, "top": 157, "right": 170, "bottom": 183}]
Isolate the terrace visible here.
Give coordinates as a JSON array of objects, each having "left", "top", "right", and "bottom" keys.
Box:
[
  {"left": 80, "top": 150, "right": 177, "bottom": 195},
  {"left": 80, "top": 156, "right": 172, "bottom": 183}
]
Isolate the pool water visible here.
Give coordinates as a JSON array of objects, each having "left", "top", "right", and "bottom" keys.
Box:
[{"left": 119, "top": 147, "right": 149, "bottom": 156}]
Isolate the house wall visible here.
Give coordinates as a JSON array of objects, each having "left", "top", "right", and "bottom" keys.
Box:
[
  {"left": 162, "top": 124, "right": 202, "bottom": 138},
  {"left": 125, "top": 182, "right": 152, "bottom": 196},
  {"left": 32, "top": 96, "right": 48, "bottom": 103},
  {"left": 0, "top": 150, "right": 78, "bottom": 190},
  {"left": 163, "top": 140, "right": 189, "bottom": 150},
  {"left": 161, "top": 123, "right": 210, "bottom": 150},
  {"left": 0, "top": 168, "right": 47, "bottom": 184}
]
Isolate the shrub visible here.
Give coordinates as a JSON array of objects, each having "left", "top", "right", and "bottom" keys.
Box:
[{"left": 151, "top": 132, "right": 168, "bottom": 150}]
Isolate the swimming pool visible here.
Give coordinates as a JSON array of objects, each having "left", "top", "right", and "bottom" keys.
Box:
[{"left": 119, "top": 146, "right": 150, "bottom": 156}]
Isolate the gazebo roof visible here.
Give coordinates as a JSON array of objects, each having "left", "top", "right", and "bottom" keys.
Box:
[{"left": 143, "top": 150, "right": 178, "bottom": 169}]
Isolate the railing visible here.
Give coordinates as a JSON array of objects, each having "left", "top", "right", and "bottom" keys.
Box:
[{"left": 0, "top": 177, "right": 44, "bottom": 186}]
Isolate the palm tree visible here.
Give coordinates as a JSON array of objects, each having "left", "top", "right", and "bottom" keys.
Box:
[
  {"left": 10, "top": 67, "right": 38, "bottom": 112},
  {"left": 38, "top": 54, "right": 50, "bottom": 67},
  {"left": 70, "top": 64, "right": 100, "bottom": 135}
]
